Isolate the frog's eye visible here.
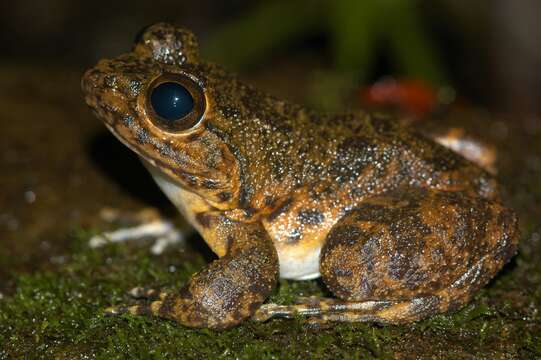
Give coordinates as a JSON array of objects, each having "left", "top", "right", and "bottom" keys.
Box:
[
  {"left": 146, "top": 74, "right": 205, "bottom": 132},
  {"left": 151, "top": 82, "right": 194, "bottom": 120}
]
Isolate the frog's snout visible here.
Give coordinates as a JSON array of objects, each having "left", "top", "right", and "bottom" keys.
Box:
[
  {"left": 81, "top": 68, "right": 100, "bottom": 104},
  {"left": 81, "top": 66, "right": 126, "bottom": 122},
  {"left": 81, "top": 68, "right": 118, "bottom": 130}
]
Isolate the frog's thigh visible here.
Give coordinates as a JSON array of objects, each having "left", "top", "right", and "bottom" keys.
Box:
[{"left": 319, "top": 189, "right": 518, "bottom": 322}]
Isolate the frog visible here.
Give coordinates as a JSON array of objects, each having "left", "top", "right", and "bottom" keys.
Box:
[{"left": 81, "top": 23, "right": 519, "bottom": 329}]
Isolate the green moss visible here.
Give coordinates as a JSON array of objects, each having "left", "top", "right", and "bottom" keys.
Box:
[{"left": 1, "top": 226, "right": 540, "bottom": 359}]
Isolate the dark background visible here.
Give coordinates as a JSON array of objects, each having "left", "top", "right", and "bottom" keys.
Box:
[{"left": 1, "top": 0, "right": 540, "bottom": 114}]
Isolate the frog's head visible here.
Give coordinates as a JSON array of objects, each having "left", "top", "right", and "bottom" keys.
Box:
[{"left": 82, "top": 23, "right": 244, "bottom": 208}]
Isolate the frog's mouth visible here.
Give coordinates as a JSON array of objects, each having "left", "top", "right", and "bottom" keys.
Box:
[
  {"left": 102, "top": 118, "right": 238, "bottom": 206},
  {"left": 83, "top": 68, "right": 162, "bottom": 168},
  {"left": 102, "top": 121, "right": 159, "bottom": 168},
  {"left": 100, "top": 118, "right": 189, "bottom": 184},
  {"left": 83, "top": 76, "right": 179, "bottom": 181},
  {"left": 97, "top": 107, "right": 239, "bottom": 209}
]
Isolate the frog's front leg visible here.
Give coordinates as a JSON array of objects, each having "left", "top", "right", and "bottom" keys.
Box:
[
  {"left": 255, "top": 188, "right": 518, "bottom": 324},
  {"left": 107, "top": 219, "right": 279, "bottom": 329}
]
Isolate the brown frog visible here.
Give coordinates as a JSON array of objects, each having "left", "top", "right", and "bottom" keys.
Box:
[{"left": 81, "top": 23, "right": 519, "bottom": 329}]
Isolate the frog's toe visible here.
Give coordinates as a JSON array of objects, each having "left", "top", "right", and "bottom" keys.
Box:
[
  {"left": 89, "top": 218, "right": 186, "bottom": 255},
  {"left": 427, "top": 127, "right": 498, "bottom": 174},
  {"left": 105, "top": 302, "right": 162, "bottom": 317},
  {"left": 127, "top": 287, "right": 168, "bottom": 301},
  {"left": 106, "top": 288, "right": 172, "bottom": 318},
  {"left": 104, "top": 304, "right": 129, "bottom": 316},
  {"left": 149, "top": 230, "right": 183, "bottom": 255}
]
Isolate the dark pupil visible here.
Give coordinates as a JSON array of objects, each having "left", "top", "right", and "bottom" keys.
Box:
[{"left": 150, "top": 82, "right": 194, "bottom": 121}]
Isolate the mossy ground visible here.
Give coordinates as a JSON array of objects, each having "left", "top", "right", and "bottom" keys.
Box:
[{"left": 1, "top": 218, "right": 540, "bottom": 359}]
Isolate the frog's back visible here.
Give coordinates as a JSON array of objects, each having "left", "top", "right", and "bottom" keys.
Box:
[{"left": 247, "top": 109, "right": 500, "bottom": 280}]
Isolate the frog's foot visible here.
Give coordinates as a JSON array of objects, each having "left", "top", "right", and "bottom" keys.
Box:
[
  {"left": 304, "top": 188, "right": 518, "bottom": 324},
  {"left": 89, "top": 207, "right": 186, "bottom": 255},
  {"left": 105, "top": 220, "right": 279, "bottom": 329},
  {"left": 252, "top": 296, "right": 438, "bottom": 323},
  {"left": 424, "top": 126, "right": 498, "bottom": 174},
  {"left": 256, "top": 253, "right": 515, "bottom": 324}
]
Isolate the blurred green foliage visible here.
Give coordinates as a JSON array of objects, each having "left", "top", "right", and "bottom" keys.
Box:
[{"left": 204, "top": 0, "right": 447, "bottom": 109}]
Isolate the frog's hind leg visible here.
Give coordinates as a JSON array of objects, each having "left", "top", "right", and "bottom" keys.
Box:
[
  {"left": 254, "top": 253, "right": 495, "bottom": 324},
  {"left": 253, "top": 296, "right": 440, "bottom": 323},
  {"left": 422, "top": 126, "right": 498, "bottom": 174},
  {"left": 255, "top": 189, "right": 518, "bottom": 324}
]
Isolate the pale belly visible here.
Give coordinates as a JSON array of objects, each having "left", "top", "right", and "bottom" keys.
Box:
[
  {"left": 262, "top": 216, "right": 332, "bottom": 280},
  {"left": 145, "top": 162, "right": 326, "bottom": 281},
  {"left": 273, "top": 245, "right": 322, "bottom": 280}
]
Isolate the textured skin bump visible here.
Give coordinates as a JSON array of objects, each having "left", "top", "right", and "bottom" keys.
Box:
[{"left": 134, "top": 23, "right": 200, "bottom": 65}]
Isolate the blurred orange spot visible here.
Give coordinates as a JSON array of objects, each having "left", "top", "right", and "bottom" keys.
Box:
[{"left": 360, "top": 78, "right": 438, "bottom": 117}]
